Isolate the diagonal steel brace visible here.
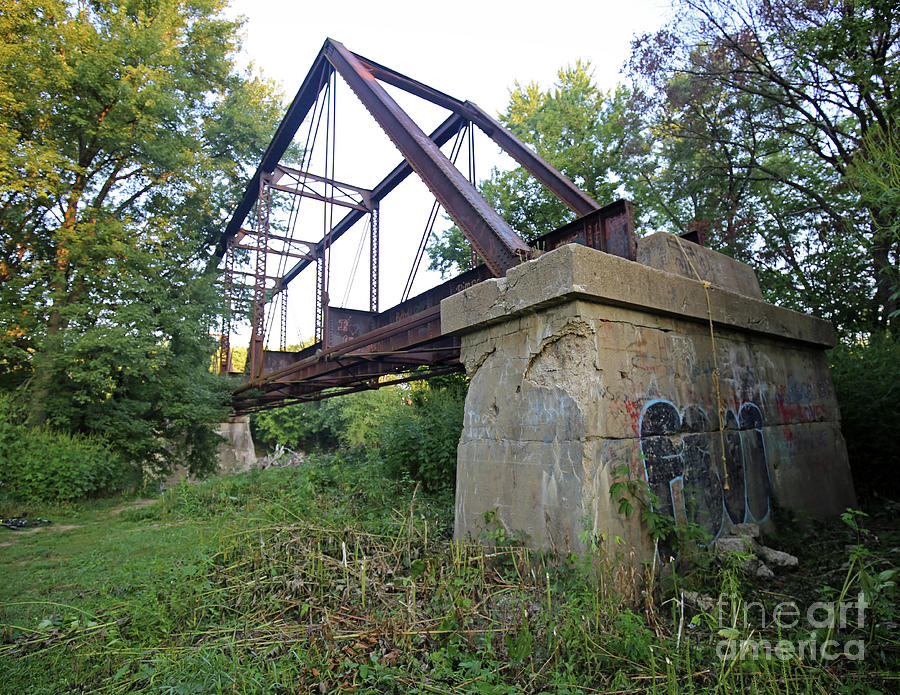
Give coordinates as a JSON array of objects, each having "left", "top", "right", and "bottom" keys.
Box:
[{"left": 323, "top": 40, "right": 531, "bottom": 277}]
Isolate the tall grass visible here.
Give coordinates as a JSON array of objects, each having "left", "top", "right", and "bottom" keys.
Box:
[{"left": 1, "top": 452, "right": 895, "bottom": 694}]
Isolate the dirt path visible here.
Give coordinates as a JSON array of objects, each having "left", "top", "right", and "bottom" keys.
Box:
[
  {"left": 0, "top": 498, "right": 158, "bottom": 546},
  {"left": 109, "top": 498, "right": 157, "bottom": 515}
]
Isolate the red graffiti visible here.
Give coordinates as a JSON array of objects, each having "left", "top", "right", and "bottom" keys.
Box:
[{"left": 624, "top": 398, "right": 642, "bottom": 436}]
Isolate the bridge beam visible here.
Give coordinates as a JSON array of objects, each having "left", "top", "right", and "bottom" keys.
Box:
[
  {"left": 212, "top": 49, "right": 333, "bottom": 264},
  {"left": 355, "top": 52, "right": 601, "bottom": 217},
  {"left": 323, "top": 39, "right": 531, "bottom": 277},
  {"left": 276, "top": 112, "right": 465, "bottom": 289}
]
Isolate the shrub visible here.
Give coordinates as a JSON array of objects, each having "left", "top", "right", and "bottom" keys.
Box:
[
  {"left": 250, "top": 374, "right": 466, "bottom": 492},
  {"left": 0, "top": 396, "right": 130, "bottom": 502},
  {"left": 334, "top": 388, "right": 404, "bottom": 448},
  {"left": 250, "top": 388, "right": 402, "bottom": 452},
  {"left": 379, "top": 383, "right": 465, "bottom": 493},
  {"left": 829, "top": 332, "right": 900, "bottom": 500},
  {"left": 251, "top": 399, "right": 346, "bottom": 452}
]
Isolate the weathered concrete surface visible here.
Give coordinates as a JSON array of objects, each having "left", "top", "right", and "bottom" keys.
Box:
[
  {"left": 217, "top": 416, "right": 257, "bottom": 473},
  {"left": 161, "top": 417, "right": 257, "bottom": 489},
  {"left": 442, "top": 239, "right": 854, "bottom": 559},
  {"left": 442, "top": 242, "right": 834, "bottom": 347},
  {"left": 636, "top": 232, "right": 763, "bottom": 300}
]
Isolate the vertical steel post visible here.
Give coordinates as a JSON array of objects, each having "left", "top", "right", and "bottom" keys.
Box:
[
  {"left": 250, "top": 175, "right": 271, "bottom": 379},
  {"left": 279, "top": 286, "right": 288, "bottom": 351},
  {"left": 219, "top": 238, "right": 235, "bottom": 375},
  {"left": 370, "top": 204, "right": 379, "bottom": 313},
  {"left": 315, "top": 253, "right": 325, "bottom": 344}
]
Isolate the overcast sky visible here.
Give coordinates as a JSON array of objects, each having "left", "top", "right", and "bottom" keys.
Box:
[{"left": 222, "top": 0, "right": 673, "bottom": 345}]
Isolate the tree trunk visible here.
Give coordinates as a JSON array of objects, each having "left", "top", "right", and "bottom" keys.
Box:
[
  {"left": 869, "top": 214, "right": 899, "bottom": 334},
  {"left": 26, "top": 190, "right": 82, "bottom": 426}
]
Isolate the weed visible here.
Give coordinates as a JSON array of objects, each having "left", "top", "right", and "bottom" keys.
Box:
[{"left": 1, "top": 455, "right": 896, "bottom": 693}]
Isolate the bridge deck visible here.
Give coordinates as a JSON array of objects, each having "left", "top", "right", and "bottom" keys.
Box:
[{"left": 232, "top": 202, "right": 635, "bottom": 413}]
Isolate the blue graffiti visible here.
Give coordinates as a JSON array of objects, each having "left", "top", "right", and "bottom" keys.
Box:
[{"left": 639, "top": 399, "right": 772, "bottom": 557}]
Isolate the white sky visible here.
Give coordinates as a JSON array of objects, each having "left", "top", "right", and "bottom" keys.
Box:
[{"left": 223, "top": 0, "right": 673, "bottom": 347}]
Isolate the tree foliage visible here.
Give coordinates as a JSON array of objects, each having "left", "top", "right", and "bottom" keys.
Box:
[
  {"left": 251, "top": 388, "right": 403, "bottom": 454},
  {"left": 829, "top": 332, "right": 900, "bottom": 498},
  {"left": 251, "top": 374, "right": 467, "bottom": 493},
  {"left": 428, "top": 63, "right": 638, "bottom": 276},
  {"left": 629, "top": 0, "right": 900, "bottom": 334},
  {"left": 0, "top": 0, "right": 284, "bottom": 476},
  {"left": 429, "top": 1, "right": 898, "bottom": 337}
]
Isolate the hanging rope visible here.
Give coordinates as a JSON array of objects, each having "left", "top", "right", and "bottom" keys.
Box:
[{"left": 673, "top": 233, "right": 731, "bottom": 491}]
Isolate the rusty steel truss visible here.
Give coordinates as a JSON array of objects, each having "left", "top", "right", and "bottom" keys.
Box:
[{"left": 213, "top": 39, "right": 638, "bottom": 414}]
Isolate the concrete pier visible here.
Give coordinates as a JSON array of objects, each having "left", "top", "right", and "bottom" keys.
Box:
[
  {"left": 216, "top": 416, "right": 257, "bottom": 473},
  {"left": 441, "top": 235, "right": 855, "bottom": 558}
]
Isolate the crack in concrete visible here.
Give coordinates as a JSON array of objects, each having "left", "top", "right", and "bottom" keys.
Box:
[
  {"left": 467, "top": 346, "right": 496, "bottom": 376},
  {"left": 523, "top": 320, "right": 594, "bottom": 381}
]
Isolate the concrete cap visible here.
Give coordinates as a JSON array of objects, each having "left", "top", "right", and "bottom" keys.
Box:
[{"left": 441, "top": 243, "right": 836, "bottom": 348}]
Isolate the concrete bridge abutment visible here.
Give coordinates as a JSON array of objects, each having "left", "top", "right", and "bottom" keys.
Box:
[{"left": 440, "top": 235, "right": 855, "bottom": 560}]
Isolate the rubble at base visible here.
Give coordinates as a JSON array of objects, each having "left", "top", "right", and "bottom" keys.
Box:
[{"left": 714, "top": 523, "right": 798, "bottom": 579}]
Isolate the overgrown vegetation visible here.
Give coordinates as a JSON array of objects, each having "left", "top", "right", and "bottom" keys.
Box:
[
  {"left": 829, "top": 332, "right": 900, "bottom": 500},
  {"left": 0, "top": 0, "right": 284, "bottom": 478},
  {"left": 251, "top": 374, "right": 466, "bottom": 493},
  {"left": 0, "top": 395, "right": 134, "bottom": 502},
  {"left": 252, "top": 396, "right": 357, "bottom": 452},
  {"left": 2, "top": 456, "right": 897, "bottom": 693},
  {"left": 0, "top": 1, "right": 897, "bottom": 688},
  {"left": 378, "top": 374, "right": 466, "bottom": 493}
]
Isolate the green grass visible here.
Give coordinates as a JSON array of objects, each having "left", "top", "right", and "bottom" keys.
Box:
[
  {"left": 1, "top": 501, "right": 216, "bottom": 629},
  {"left": 1, "top": 451, "right": 897, "bottom": 694}
]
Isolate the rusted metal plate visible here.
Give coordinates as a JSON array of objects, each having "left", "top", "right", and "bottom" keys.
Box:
[
  {"left": 600, "top": 200, "right": 637, "bottom": 260},
  {"left": 262, "top": 350, "right": 306, "bottom": 373},
  {"left": 536, "top": 199, "right": 636, "bottom": 260},
  {"left": 679, "top": 228, "right": 705, "bottom": 247},
  {"left": 327, "top": 307, "right": 378, "bottom": 346}
]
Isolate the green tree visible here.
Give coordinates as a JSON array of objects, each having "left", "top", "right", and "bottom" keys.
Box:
[
  {"left": 0, "top": 0, "right": 284, "bottom": 476},
  {"left": 624, "top": 45, "right": 872, "bottom": 333},
  {"left": 428, "top": 63, "right": 638, "bottom": 276},
  {"left": 252, "top": 397, "right": 347, "bottom": 452},
  {"left": 379, "top": 374, "right": 466, "bottom": 493},
  {"left": 251, "top": 387, "right": 403, "bottom": 453},
  {"left": 829, "top": 332, "right": 900, "bottom": 497},
  {"left": 630, "top": 0, "right": 900, "bottom": 334}
]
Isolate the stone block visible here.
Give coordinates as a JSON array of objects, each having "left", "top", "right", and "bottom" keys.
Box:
[{"left": 636, "top": 232, "right": 763, "bottom": 299}]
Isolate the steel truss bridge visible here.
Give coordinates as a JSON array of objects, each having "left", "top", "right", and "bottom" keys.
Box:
[{"left": 213, "top": 39, "right": 643, "bottom": 414}]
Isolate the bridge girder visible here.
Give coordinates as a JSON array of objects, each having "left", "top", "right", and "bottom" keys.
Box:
[
  {"left": 213, "top": 38, "right": 603, "bottom": 277},
  {"left": 212, "top": 39, "right": 639, "bottom": 413}
]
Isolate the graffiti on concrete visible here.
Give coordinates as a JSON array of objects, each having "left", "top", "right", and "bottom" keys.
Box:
[
  {"left": 639, "top": 399, "right": 773, "bottom": 556},
  {"left": 738, "top": 402, "right": 771, "bottom": 522}
]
